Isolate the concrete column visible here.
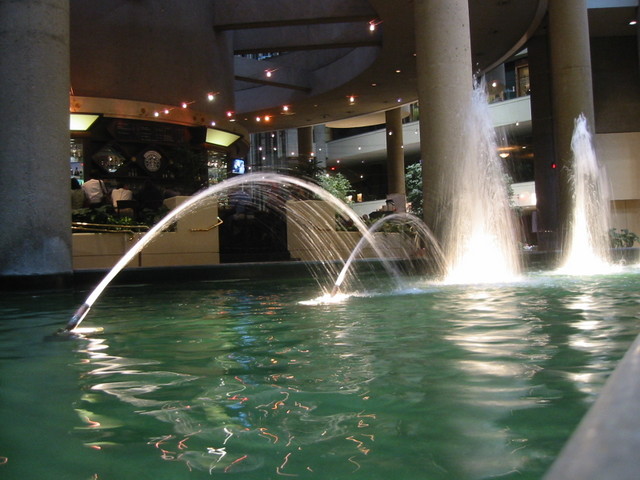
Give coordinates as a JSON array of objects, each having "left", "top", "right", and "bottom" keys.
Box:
[
  {"left": 385, "top": 108, "right": 406, "bottom": 212},
  {"left": 414, "top": 0, "right": 473, "bottom": 233},
  {"left": 548, "top": 0, "right": 595, "bottom": 242},
  {"left": 0, "top": 0, "right": 72, "bottom": 284},
  {"left": 528, "top": 34, "right": 560, "bottom": 250},
  {"left": 297, "top": 126, "right": 314, "bottom": 165}
]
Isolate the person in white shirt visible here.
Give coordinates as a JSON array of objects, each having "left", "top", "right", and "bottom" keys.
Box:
[
  {"left": 111, "top": 184, "right": 133, "bottom": 207},
  {"left": 81, "top": 177, "right": 109, "bottom": 206}
]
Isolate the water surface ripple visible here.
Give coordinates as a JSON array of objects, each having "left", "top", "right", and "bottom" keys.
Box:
[{"left": 1, "top": 271, "right": 639, "bottom": 479}]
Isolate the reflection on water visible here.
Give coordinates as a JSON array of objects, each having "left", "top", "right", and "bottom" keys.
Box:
[{"left": 0, "top": 271, "right": 639, "bottom": 479}]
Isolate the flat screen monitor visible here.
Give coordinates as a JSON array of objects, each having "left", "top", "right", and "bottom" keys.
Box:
[{"left": 232, "top": 158, "right": 245, "bottom": 174}]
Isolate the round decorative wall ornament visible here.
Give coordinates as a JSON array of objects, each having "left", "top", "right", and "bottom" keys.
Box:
[{"left": 143, "top": 150, "right": 162, "bottom": 172}]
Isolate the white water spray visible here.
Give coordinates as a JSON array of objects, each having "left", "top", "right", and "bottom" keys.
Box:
[
  {"left": 558, "top": 114, "right": 613, "bottom": 275},
  {"left": 62, "top": 173, "right": 401, "bottom": 332},
  {"left": 332, "top": 212, "right": 445, "bottom": 295},
  {"left": 441, "top": 83, "right": 522, "bottom": 284}
]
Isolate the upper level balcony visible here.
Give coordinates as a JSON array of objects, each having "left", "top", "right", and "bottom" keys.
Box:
[{"left": 326, "top": 95, "right": 532, "bottom": 169}]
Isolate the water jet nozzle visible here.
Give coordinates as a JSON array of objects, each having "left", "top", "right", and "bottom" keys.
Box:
[{"left": 62, "top": 303, "right": 91, "bottom": 333}]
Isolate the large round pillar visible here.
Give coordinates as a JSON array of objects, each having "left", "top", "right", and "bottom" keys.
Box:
[
  {"left": 414, "top": 0, "right": 473, "bottom": 233},
  {"left": 548, "top": 0, "right": 595, "bottom": 242},
  {"left": 297, "top": 126, "right": 314, "bottom": 164},
  {"left": 385, "top": 107, "right": 406, "bottom": 211},
  {"left": 0, "top": 0, "right": 72, "bottom": 284},
  {"left": 529, "top": 34, "right": 560, "bottom": 250}
]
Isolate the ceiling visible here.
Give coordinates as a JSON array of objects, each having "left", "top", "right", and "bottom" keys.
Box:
[
  {"left": 217, "top": 0, "right": 638, "bottom": 135},
  {"left": 221, "top": 0, "right": 548, "bottom": 133}
]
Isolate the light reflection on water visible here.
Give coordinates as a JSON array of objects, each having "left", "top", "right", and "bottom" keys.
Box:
[{"left": 0, "top": 270, "right": 639, "bottom": 479}]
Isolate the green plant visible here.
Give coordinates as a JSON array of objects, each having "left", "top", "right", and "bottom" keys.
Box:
[
  {"left": 405, "top": 162, "right": 423, "bottom": 218},
  {"left": 609, "top": 228, "right": 639, "bottom": 248},
  {"left": 294, "top": 157, "right": 325, "bottom": 180},
  {"left": 72, "top": 206, "right": 117, "bottom": 225},
  {"left": 317, "top": 172, "right": 354, "bottom": 203},
  {"left": 72, "top": 204, "right": 169, "bottom": 230}
]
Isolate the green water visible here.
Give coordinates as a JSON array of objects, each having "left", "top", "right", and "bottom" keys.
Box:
[{"left": 1, "top": 269, "right": 639, "bottom": 479}]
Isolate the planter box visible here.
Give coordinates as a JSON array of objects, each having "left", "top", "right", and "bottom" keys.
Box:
[
  {"left": 72, "top": 196, "right": 220, "bottom": 270},
  {"left": 72, "top": 232, "right": 140, "bottom": 270}
]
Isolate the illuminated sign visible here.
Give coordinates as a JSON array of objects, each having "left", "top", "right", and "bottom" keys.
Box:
[
  {"left": 69, "top": 114, "right": 99, "bottom": 131},
  {"left": 206, "top": 128, "right": 240, "bottom": 147}
]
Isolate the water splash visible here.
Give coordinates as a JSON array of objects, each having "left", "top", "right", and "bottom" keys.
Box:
[
  {"left": 441, "top": 83, "right": 522, "bottom": 284},
  {"left": 558, "top": 114, "right": 613, "bottom": 275},
  {"left": 332, "top": 212, "right": 445, "bottom": 295},
  {"left": 299, "top": 292, "right": 351, "bottom": 306},
  {"left": 63, "top": 173, "right": 404, "bottom": 332}
]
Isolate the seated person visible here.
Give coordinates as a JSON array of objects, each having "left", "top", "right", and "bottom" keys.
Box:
[
  {"left": 111, "top": 183, "right": 133, "bottom": 207},
  {"left": 70, "top": 178, "right": 85, "bottom": 210},
  {"left": 111, "top": 183, "right": 136, "bottom": 218},
  {"left": 81, "top": 177, "right": 110, "bottom": 207}
]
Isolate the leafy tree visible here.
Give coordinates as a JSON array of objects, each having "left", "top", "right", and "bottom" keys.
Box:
[
  {"left": 294, "top": 157, "right": 324, "bottom": 180},
  {"left": 405, "top": 162, "right": 423, "bottom": 217},
  {"left": 318, "top": 172, "right": 354, "bottom": 203}
]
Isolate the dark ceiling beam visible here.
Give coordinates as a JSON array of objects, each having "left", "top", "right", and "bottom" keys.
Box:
[
  {"left": 214, "top": 15, "right": 376, "bottom": 31},
  {"left": 235, "top": 75, "right": 312, "bottom": 92},
  {"left": 234, "top": 40, "right": 381, "bottom": 55}
]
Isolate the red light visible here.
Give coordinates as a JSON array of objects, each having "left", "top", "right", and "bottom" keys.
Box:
[
  {"left": 330, "top": 166, "right": 336, "bottom": 171},
  {"left": 551, "top": 162, "right": 557, "bottom": 169}
]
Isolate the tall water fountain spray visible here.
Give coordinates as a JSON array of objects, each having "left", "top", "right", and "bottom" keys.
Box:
[
  {"left": 440, "top": 83, "right": 522, "bottom": 284},
  {"left": 558, "top": 114, "right": 613, "bottom": 274}
]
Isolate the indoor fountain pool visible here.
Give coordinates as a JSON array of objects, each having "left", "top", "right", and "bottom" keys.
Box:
[{"left": 1, "top": 268, "right": 639, "bottom": 479}]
